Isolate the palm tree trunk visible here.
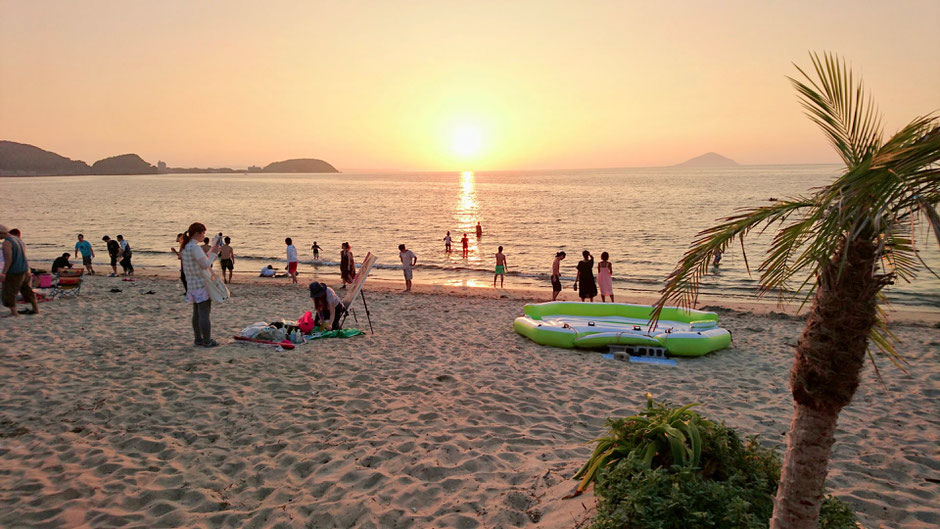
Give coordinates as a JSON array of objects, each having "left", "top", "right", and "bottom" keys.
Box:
[{"left": 770, "top": 238, "right": 880, "bottom": 529}]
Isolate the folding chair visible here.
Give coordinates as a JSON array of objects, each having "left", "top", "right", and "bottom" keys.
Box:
[{"left": 52, "top": 269, "right": 84, "bottom": 298}]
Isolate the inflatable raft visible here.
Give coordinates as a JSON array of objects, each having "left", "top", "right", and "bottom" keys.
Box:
[{"left": 513, "top": 302, "right": 731, "bottom": 357}]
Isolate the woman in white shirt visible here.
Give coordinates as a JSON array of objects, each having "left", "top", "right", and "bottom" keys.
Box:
[{"left": 180, "top": 222, "right": 220, "bottom": 347}]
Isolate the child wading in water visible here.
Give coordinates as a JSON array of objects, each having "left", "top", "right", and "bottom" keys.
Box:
[
  {"left": 493, "top": 246, "right": 508, "bottom": 288},
  {"left": 597, "top": 251, "right": 614, "bottom": 302}
]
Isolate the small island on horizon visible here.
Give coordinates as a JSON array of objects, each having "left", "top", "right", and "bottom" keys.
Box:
[
  {"left": 0, "top": 140, "right": 339, "bottom": 176},
  {"left": 673, "top": 152, "right": 739, "bottom": 168}
]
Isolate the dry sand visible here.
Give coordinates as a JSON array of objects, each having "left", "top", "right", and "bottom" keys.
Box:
[{"left": 0, "top": 271, "right": 937, "bottom": 529}]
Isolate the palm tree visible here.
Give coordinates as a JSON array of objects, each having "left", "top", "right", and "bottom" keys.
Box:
[{"left": 653, "top": 52, "right": 940, "bottom": 529}]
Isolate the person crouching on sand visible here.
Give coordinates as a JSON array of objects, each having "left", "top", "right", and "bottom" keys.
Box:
[
  {"left": 494, "top": 246, "right": 508, "bottom": 288},
  {"left": 180, "top": 223, "right": 220, "bottom": 347},
  {"left": 551, "top": 251, "right": 565, "bottom": 301},
  {"left": 309, "top": 281, "right": 344, "bottom": 331}
]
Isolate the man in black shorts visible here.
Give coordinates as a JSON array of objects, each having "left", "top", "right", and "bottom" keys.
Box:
[
  {"left": 102, "top": 235, "right": 121, "bottom": 277},
  {"left": 219, "top": 236, "right": 235, "bottom": 284}
]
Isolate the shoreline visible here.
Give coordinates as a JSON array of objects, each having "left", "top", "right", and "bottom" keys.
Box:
[{"left": 136, "top": 268, "right": 940, "bottom": 326}]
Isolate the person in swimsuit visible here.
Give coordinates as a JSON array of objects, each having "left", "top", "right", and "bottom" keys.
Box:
[
  {"left": 551, "top": 251, "right": 566, "bottom": 301},
  {"left": 219, "top": 236, "right": 235, "bottom": 284},
  {"left": 443, "top": 231, "right": 452, "bottom": 253},
  {"left": 493, "top": 246, "right": 508, "bottom": 288},
  {"left": 311, "top": 241, "right": 322, "bottom": 260},
  {"left": 574, "top": 250, "right": 597, "bottom": 302},
  {"left": 475, "top": 222, "right": 483, "bottom": 239},
  {"left": 597, "top": 251, "right": 614, "bottom": 302},
  {"left": 461, "top": 233, "right": 469, "bottom": 258}
]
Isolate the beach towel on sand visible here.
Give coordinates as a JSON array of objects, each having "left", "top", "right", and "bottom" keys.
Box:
[{"left": 305, "top": 329, "right": 363, "bottom": 340}]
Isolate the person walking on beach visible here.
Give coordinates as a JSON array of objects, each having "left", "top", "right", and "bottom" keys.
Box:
[
  {"left": 285, "top": 237, "right": 299, "bottom": 285},
  {"left": 1, "top": 224, "right": 39, "bottom": 317},
  {"left": 219, "top": 236, "right": 234, "bottom": 284},
  {"left": 116, "top": 234, "right": 134, "bottom": 276},
  {"left": 399, "top": 243, "right": 417, "bottom": 292},
  {"left": 74, "top": 233, "right": 95, "bottom": 275},
  {"left": 574, "top": 250, "right": 597, "bottom": 302},
  {"left": 102, "top": 235, "right": 121, "bottom": 277},
  {"left": 551, "top": 251, "right": 566, "bottom": 301},
  {"left": 443, "top": 231, "right": 452, "bottom": 253},
  {"left": 476, "top": 221, "right": 483, "bottom": 239},
  {"left": 493, "top": 246, "right": 508, "bottom": 288},
  {"left": 597, "top": 251, "right": 614, "bottom": 303},
  {"left": 180, "top": 222, "right": 220, "bottom": 347},
  {"left": 340, "top": 242, "right": 355, "bottom": 288},
  {"left": 461, "top": 233, "right": 469, "bottom": 258},
  {"left": 170, "top": 233, "right": 187, "bottom": 293},
  {"left": 311, "top": 241, "right": 321, "bottom": 260}
]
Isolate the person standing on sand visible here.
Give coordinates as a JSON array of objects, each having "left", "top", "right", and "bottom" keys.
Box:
[
  {"left": 597, "top": 251, "right": 614, "bottom": 303},
  {"left": 493, "top": 246, "right": 508, "bottom": 288},
  {"left": 340, "top": 242, "right": 355, "bottom": 287},
  {"left": 1, "top": 225, "right": 39, "bottom": 317},
  {"left": 551, "top": 251, "right": 565, "bottom": 301},
  {"left": 74, "top": 233, "right": 95, "bottom": 275},
  {"left": 180, "top": 222, "right": 220, "bottom": 347},
  {"left": 476, "top": 221, "right": 483, "bottom": 239},
  {"left": 117, "top": 234, "right": 134, "bottom": 276},
  {"left": 574, "top": 250, "right": 597, "bottom": 302},
  {"left": 102, "top": 235, "right": 121, "bottom": 277},
  {"left": 285, "top": 237, "right": 299, "bottom": 285},
  {"left": 170, "top": 233, "right": 187, "bottom": 293},
  {"left": 399, "top": 243, "right": 417, "bottom": 292},
  {"left": 219, "top": 236, "right": 235, "bottom": 284},
  {"left": 443, "top": 231, "right": 452, "bottom": 253},
  {"left": 461, "top": 233, "right": 469, "bottom": 258},
  {"left": 311, "top": 241, "right": 321, "bottom": 260}
]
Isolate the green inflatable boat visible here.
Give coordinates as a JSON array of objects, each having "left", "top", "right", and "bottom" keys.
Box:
[{"left": 513, "top": 302, "right": 731, "bottom": 357}]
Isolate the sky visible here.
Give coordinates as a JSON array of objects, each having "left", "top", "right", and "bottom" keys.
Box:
[{"left": 1, "top": 1, "right": 938, "bottom": 171}]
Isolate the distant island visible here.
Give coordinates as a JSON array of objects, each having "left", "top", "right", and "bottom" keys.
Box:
[
  {"left": 674, "top": 152, "right": 739, "bottom": 167},
  {"left": 0, "top": 140, "right": 339, "bottom": 176},
  {"left": 262, "top": 158, "right": 338, "bottom": 173}
]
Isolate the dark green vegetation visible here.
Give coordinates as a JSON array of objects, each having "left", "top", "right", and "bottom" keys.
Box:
[{"left": 578, "top": 398, "right": 857, "bottom": 529}]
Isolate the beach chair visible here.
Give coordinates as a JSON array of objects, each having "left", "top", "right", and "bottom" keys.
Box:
[{"left": 51, "top": 269, "right": 84, "bottom": 298}]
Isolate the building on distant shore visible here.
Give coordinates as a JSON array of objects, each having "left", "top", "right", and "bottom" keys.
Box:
[
  {"left": 157, "top": 160, "right": 167, "bottom": 173},
  {"left": 247, "top": 165, "right": 263, "bottom": 173}
]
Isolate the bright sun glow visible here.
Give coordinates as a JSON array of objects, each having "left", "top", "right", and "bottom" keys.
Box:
[{"left": 452, "top": 125, "right": 483, "bottom": 158}]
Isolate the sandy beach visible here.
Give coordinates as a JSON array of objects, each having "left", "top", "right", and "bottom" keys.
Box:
[{"left": 1, "top": 272, "right": 937, "bottom": 529}]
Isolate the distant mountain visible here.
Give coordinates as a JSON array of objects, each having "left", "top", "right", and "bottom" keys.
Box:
[
  {"left": 91, "top": 154, "right": 158, "bottom": 175},
  {"left": 0, "top": 140, "right": 91, "bottom": 176},
  {"left": 263, "top": 158, "right": 339, "bottom": 173},
  {"left": 0, "top": 140, "right": 339, "bottom": 176},
  {"left": 674, "top": 152, "right": 739, "bottom": 167}
]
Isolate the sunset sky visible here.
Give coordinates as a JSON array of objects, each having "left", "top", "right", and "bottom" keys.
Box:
[{"left": 1, "top": 1, "right": 938, "bottom": 171}]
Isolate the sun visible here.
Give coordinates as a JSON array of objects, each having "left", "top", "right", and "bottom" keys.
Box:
[{"left": 452, "top": 124, "right": 483, "bottom": 158}]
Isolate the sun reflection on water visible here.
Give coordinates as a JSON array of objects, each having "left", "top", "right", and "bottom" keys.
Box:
[{"left": 454, "top": 171, "right": 481, "bottom": 260}]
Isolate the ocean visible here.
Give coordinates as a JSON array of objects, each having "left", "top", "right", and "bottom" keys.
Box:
[{"left": 2, "top": 165, "right": 938, "bottom": 311}]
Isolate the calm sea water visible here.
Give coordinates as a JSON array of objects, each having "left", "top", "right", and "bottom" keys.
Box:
[{"left": 2, "top": 166, "right": 938, "bottom": 311}]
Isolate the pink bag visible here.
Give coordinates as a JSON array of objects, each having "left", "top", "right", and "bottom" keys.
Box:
[{"left": 297, "top": 311, "right": 315, "bottom": 334}]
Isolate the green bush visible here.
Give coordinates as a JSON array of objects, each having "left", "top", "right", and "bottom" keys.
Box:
[{"left": 582, "top": 399, "right": 857, "bottom": 529}]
